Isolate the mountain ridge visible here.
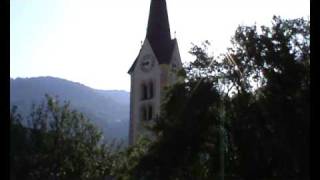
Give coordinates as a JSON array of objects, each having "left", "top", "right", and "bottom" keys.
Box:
[{"left": 10, "top": 76, "right": 130, "bottom": 145}]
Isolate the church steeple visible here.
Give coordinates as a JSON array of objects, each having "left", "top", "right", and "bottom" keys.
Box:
[
  {"left": 146, "top": 0, "right": 173, "bottom": 64},
  {"left": 128, "top": 0, "right": 182, "bottom": 145},
  {"left": 147, "top": 0, "right": 171, "bottom": 42}
]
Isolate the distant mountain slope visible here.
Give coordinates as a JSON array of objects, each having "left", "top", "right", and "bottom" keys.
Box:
[
  {"left": 95, "top": 90, "right": 130, "bottom": 106},
  {"left": 10, "top": 77, "right": 130, "bottom": 145}
]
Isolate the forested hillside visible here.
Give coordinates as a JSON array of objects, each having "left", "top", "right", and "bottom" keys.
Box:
[{"left": 10, "top": 76, "right": 130, "bottom": 144}]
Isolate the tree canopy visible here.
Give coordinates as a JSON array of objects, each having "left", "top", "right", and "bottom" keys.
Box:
[
  {"left": 129, "top": 16, "right": 310, "bottom": 180},
  {"left": 10, "top": 16, "right": 309, "bottom": 180},
  {"left": 10, "top": 95, "right": 118, "bottom": 180}
]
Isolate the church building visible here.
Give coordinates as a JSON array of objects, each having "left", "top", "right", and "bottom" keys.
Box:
[{"left": 128, "top": 0, "right": 183, "bottom": 145}]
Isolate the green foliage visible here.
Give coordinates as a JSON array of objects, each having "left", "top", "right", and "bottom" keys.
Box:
[
  {"left": 10, "top": 16, "right": 309, "bottom": 180},
  {"left": 111, "top": 137, "right": 152, "bottom": 180},
  {"left": 10, "top": 77, "right": 130, "bottom": 143},
  {"left": 222, "top": 16, "right": 310, "bottom": 179},
  {"left": 126, "top": 16, "right": 309, "bottom": 180},
  {"left": 131, "top": 79, "right": 226, "bottom": 180},
  {"left": 10, "top": 95, "right": 117, "bottom": 180}
]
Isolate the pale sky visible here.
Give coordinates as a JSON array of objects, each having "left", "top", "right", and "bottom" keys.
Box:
[{"left": 10, "top": 0, "right": 309, "bottom": 91}]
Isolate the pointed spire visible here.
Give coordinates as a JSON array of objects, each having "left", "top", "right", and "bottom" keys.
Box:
[
  {"left": 147, "top": 0, "right": 171, "bottom": 42},
  {"left": 146, "top": 0, "right": 173, "bottom": 64}
]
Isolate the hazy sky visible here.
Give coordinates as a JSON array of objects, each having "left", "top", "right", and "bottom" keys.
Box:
[{"left": 10, "top": 0, "right": 309, "bottom": 91}]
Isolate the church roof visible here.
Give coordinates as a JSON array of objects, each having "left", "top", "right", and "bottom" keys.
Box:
[
  {"left": 146, "top": 0, "right": 173, "bottom": 64},
  {"left": 128, "top": 0, "right": 176, "bottom": 74},
  {"left": 128, "top": 39, "right": 177, "bottom": 74},
  {"left": 128, "top": 52, "right": 140, "bottom": 74}
]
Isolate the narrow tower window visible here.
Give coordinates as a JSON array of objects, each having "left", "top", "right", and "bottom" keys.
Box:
[
  {"left": 141, "top": 106, "right": 147, "bottom": 121},
  {"left": 149, "top": 81, "right": 154, "bottom": 99},
  {"left": 148, "top": 105, "right": 153, "bottom": 120},
  {"left": 140, "top": 104, "right": 153, "bottom": 121},
  {"left": 141, "top": 83, "right": 148, "bottom": 100},
  {"left": 141, "top": 81, "right": 154, "bottom": 100}
]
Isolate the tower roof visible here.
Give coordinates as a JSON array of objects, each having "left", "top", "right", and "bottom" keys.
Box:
[
  {"left": 147, "top": 0, "right": 171, "bottom": 42},
  {"left": 146, "top": 0, "right": 174, "bottom": 64},
  {"left": 128, "top": 0, "right": 177, "bottom": 74}
]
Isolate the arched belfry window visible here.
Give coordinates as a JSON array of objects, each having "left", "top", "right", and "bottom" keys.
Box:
[
  {"left": 148, "top": 81, "right": 154, "bottom": 99},
  {"left": 148, "top": 105, "right": 153, "bottom": 120},
  {"left": 141, "top": 80, "right": 154, "bottom": 101},
  {"left": 140, "top": 104, "right": 153, "bottom": 121},
  {"left": 141, "top": 83, "right": 148, "bottom": 100},
  {"left": 141, "top": 106, "right": 148, "bottom": 121}
]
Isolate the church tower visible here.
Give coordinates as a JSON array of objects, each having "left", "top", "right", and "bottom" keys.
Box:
[{"left": 128, "top": 0, "right": 182, "bottom": 145}]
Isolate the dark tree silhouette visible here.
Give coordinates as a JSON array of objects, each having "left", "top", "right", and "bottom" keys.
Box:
[
  {"left": 10, "top": 95, "right": 118, "bottom": 180},
  {"left": 130, "top": 16, "right": 309, "bottom": 180}
]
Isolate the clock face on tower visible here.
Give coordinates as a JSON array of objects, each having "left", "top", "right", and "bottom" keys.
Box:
[{"left": 140, "top": 54, "right": 155, "bottom": 72}]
